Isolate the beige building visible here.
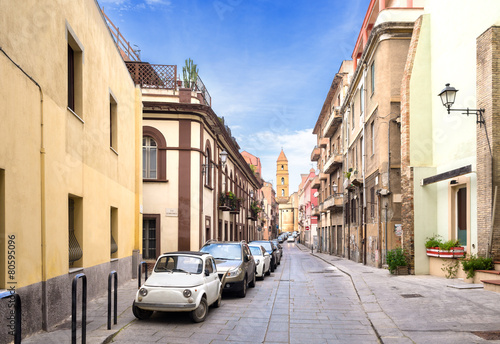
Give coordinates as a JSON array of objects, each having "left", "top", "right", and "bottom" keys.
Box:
[
  {"left": 312, "top": 61, "right": 352, "bottom": 256},
  {"left": 341, "top": 0, "right": 423, "bottom": 266},
  {"left": 276, "top": 150, "right": 297, "bottom": 233},
  {"left": 0, "top": 1, "right": 142, "bottom": 338}
]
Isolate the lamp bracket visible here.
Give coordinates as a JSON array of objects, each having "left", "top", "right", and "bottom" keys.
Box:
[{"left": 447, "top": 107, "right": 485, "bottom": 127}]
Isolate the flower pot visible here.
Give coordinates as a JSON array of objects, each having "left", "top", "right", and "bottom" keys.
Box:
[{"left": 426, "top": 247, "right": 464, "bottom": 258}]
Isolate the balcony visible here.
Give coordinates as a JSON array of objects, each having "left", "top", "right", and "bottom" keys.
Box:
[
  {"left": 311, "top": 176, "right": 320, "bottom": 189},
  {"left": 312, "top": 206, "right": 320, "bottom": 217},
  {"left": 319, "top": 173, "right": 328, "bottom": 181},
  {"left": 125, "top": 62, "right": 211, "bottom": 106},
  {"left": 323, "top": 153, "right": 342, "bottom": 174},
  {"left": 323, "top": 108, "right": 342, "bottom": 137},
  {"left": 318, "top": 137, "right": 329, "bottom": 148},
  {"left": 310, "top": 146, "right": 320, "bottom": 162},
  {"left": 219, "top": 192, "right": 241, "bottom": 212},
  {"left": 324, "top": 194, "right": 344, "bottom": 210}
]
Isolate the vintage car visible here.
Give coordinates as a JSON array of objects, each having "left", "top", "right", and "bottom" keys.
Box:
[{"left": 133, "top": 251, "right": 225, "bottom": 322}]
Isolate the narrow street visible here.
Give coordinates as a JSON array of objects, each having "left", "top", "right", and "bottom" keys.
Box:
[{"left": 111, "top": 243, "right": 379, "bottom": 344}]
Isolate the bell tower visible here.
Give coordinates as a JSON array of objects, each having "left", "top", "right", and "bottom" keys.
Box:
[{"left": 276, "top": 149, "right": 289, "bottom": 203}]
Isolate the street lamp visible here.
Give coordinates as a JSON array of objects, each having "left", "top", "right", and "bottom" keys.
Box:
[
  {"left": 249, "top": 190, "right": 254, "bottom": 199},
  {"left": 202, "top": 149, "right": 228, "bottom": 173},
  {"left": 332, "top": 183, "right": 338, "bottom": 194},
  {"left": 438, "top": 83, "right": 485, "bottom": 126}
]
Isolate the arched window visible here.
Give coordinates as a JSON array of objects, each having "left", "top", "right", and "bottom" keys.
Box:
[
  {"left": 281, "top": 165, "right": 284, "bottom": 170},
  {"left": 204, "top": 143, "right": 212, "bottom": 187},
  {"left": 281, "top": 189, "right": 285, "bottom": 197},
  {"left": 281, "top": 177, "right": 284, "bottom": 185},
  {"left": 143, "top": 136, "right": 157, "bottom": 179},
  {"left": 143, "top": 126, "right": 167, "bottom": 181}
]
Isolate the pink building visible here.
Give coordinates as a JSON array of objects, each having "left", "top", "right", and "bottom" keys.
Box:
[{"left": 298, "top": 168, "right": 318, "bottom": 247}]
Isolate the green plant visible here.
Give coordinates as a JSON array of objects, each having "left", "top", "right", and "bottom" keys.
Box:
[
  {"left": 250, "top": 200, "right": 262, "bottom": 214},
  {"left": 461, "top": 255, "right": 494, "bottom": 279},
  {"left": 441, "top": 259, "right": 460, "bottom": 279},
  {"left": 425, "top": 234, "right": 443, "bottom": 248},
  {"left": 182, "top": 58, "right": 198, "bottom": 89},
  {"left": 440, "top": 239, "right": 460, "bottom": 251},
  {"left": 386, "top": 247, "right": 408, "bottom": 274}
]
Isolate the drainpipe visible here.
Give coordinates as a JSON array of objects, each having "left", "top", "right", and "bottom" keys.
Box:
[{"left": 1, "top": 48, "right": 46, "bottom": 328}]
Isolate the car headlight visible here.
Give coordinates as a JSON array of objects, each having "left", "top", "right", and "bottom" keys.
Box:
[
  {"left": 227, "top": 267, "right": 242, "bottom": 277},
  {"left": 139, "top": 288, "right": 148, "bottom": 297},
  {"left": 183, "top": 289, "right": 192, "bottom": 298}
]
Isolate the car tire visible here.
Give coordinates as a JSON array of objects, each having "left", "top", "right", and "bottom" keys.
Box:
[
  {"left": 132, "top": 302, "right": 153, "bottom": 320},
  {"left": 190, "top": 297, "right": 208, "bottom": 323},
  {"left": 265, "top": 266, "right": 271, "bottom": 276},
  {"left": 213, "top": 288, "right": 222, "bottom": 308},
  {"left": 270, "top": 261, "right": 275, "bottom": 272},
  {"left": 237, "top": 276, "right": 247, "bottom": 298},
  {"left": 249, "top": 270, "right": 256, "bottom": 288}
]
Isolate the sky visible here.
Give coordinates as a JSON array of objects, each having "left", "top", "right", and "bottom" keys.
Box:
[{"left": 98, "top": 0, "right": 371, "bottom": 192}]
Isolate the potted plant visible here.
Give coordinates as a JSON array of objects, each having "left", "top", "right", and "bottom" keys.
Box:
[
  {"left": 461, "top": 255, "right": 494, "bottom": 279},
  {"left": 386, "top": 247, "right": 408, "bottom": 275},
  {"left": 425, "top": 235, "right": 464, "bottom": 258},
  {"left": 248, "top": 201, "right": 262, "bottom": 220},
  {"left": 219, "top": 191, "right": 236, "bottom": 211}
]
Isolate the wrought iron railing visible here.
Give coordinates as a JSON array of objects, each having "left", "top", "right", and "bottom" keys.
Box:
[{"left": 126, "top": 62, "right": 177, "bottom": 89}]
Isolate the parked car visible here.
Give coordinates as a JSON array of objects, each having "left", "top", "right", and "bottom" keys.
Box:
[
  {"left": 271, "top": 239, "right": 283, "bottom": 262},
  {"left": 287, "top": 235, "right": 295, "bottom": 242},
  {"left": 277, "top": 235, "right": 284, "bottom": 243},
  {"left": 248, "top": 244, "right": 270, "bottom": 279},
  {"left": 250, "top": 240, "right": 279, "bottom": 272},
  {"left": 200, "top": 240, "right": 256, "bottom": 298},
  {"left": 133, "top": 251, "right": 223, "bottom": 323}
]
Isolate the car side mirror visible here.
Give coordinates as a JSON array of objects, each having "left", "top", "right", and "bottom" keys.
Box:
[
  {"left": 205, "top": 269, "right": 210, "bottom": 276},
  {"left": 264, "top": 252, "right": 270, "bottom": 257}
]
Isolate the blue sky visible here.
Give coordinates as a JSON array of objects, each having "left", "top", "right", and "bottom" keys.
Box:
[{"left": 99, "top": 0, "right": 370, "bottom": 192}]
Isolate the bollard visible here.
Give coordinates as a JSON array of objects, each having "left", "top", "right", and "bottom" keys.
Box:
[
  {"left": 138, "top": 261, "right": 148, "bottom": 289},
  {"left": 0, "top": 291, "right": 21, "bottom": 344},
  {"left": 72, "top": 273, "right": 87, "bottom": 344},
  {"left": 107, "top": 270, "right": 118, "bottom": 330}
]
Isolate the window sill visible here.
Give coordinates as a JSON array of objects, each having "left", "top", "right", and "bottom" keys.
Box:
[
  {"left": 67, "top": 107, "right": 84, "bottom": 124},
  {"left": 204, "top": 184, "right": 213, "bottom": 191},
  {"left": 110, "top": 258, "right": 119, "bottom": 262},
  {"left": 68, "top": 267, "right": 84, "bottom": 274},
  {"left": 110, "top": 147, "right": 118, "bottom": 155},
  {"left": 143, "top": 179, "right": 168, "bottom": 183}
]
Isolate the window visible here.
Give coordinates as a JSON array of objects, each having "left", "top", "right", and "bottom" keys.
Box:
[
  {"left": 67, "top": 24, "right": 83, "bottom": 117},
  {"left": 351, "top": 103, "right": 355, "bottom": 130},
  {"left": 281, "top": 165, "right": 284, "bottom": 170},
  {"left": 143, "top": 136, "right": 157, "bottom": 179},
  {"left": 110, "top": 207, "right": 118, "bottom": 258},
  {"left": 371, "top": 62, "right": 375, "bottom": 95},
  {"left": 371, "top": 121, "right": 375, "bottom": 156},
  {"left": 69, "top": 196, "right": 83, "bottom": 268},
  {"left": 204, "top": 145, "right": 212, "bottom": 187},
  {"left": 205, "top": 258, "right": 214, "bottom": 274},
  {"left": 142, "top": 126, "right": 167, "bottom": 181},
  {"left": 143, "top": 216, "right": 159, "bottom": 259},
  {"left": 110, "top": 92, "right": 118, "bottom": 152},
  {"left": 456, "top": 187, "right": 467, "bottom": 246},
  {"left": 360, "top": 87, "right": 364, "bottom": 117},
  {"left": 351, "top": 198, "right": 356, "bottom": 223},
  {"left": 281, "top": 177, "right": 284, "bottom": 185},
  {"left": 370, "top": 187, "right": 375, "bottom": 218},
  {"left": 282, "top": 189, "right": 285, "bottom": 197}
]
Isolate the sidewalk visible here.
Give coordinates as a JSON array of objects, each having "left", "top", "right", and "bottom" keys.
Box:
[
  {"left": 297, "top": 243, "right": 500, "bottom": 344},
  {"left": 23, "top": 279, "right": 139, "bottom": 344}
]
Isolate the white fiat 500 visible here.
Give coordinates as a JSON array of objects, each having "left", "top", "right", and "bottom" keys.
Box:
[{"left": 133, "top": 251, "right": 225, "bottom": 322}]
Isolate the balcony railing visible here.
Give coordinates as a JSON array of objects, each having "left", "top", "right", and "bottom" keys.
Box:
[
  {"left": 323, "top": 108, "right": 342, "bottom": 137},
  {"left": 125, "top": 62, "right": 212, "bottom": 106},
  {"left": 323, "top": 153, "right": 342, "bottom": 174},
  {"left": 310, "top": 146, "right": 320, "bottom": 162}
]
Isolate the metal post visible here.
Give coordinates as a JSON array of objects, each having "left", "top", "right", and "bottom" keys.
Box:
[
  {"left": 72, "top": 273, "right": 87, "bottom": 344},
  {"left": 138, "top": 261, "right": 148, "bottom": 289},
  {"left": 0, "top": 291, "right": 21, "bottom": 344},
  {"left": 107, "top": 271, "right": 118, "bottom": 330}
]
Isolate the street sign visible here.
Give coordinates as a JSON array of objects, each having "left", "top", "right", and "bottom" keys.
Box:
[{"left": 305, "top": 226, "right": 310, "bottom": 231}]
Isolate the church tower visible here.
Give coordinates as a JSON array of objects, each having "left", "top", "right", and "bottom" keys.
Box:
[{"left": 276, "top": 149, "right": 289, "bottom": 203}]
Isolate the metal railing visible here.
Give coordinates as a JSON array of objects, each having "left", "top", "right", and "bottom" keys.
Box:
[
  {"left": 72, "top": 273, "right": 87, "bottom": 344},
  {"left": 107, "top": 271, "right": 118, "bottom": 330},
  {"left": 138, "top": 261, "right": 148, "bottom": 289},
  {"left": 1, "top": 291, "right": 21, "bottom": 344},
  {"left": 101, "top": 10, "right": 141, "bottom": 62},
  {"left": 126, "top": 62, "right": 177, "bottom": 90}
]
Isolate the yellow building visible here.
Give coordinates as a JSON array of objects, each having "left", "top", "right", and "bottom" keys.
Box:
[
  {"left": 276, "top": 150, "right": 297, "bottom": 233},
  {"left": 0, "top": 1, "right": 142, "bottom": 338}
]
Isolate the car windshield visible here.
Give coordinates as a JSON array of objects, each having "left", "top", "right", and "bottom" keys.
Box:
[
  {"left": 249, "top": 246, "right": 262, "bottom": 256},
  {"left": 253, "top": 241, "right": 272, "bottom": 252},
  {"left": 200, "top": 244, "right": 241, "bottom": 260},
  {"left": 154, "top": 255, "right": 203, "bottom": 274}
]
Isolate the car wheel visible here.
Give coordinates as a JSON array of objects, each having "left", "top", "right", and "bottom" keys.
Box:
[
  {"left": 190, "top": 297, "right": 208, "bottom": 323},
  {"left": 213, "top": 288, "right": 222, "bottom": 308},
  {"left": 270, "top": 261, "right": 275, "bottom": 272},
  {"left": 132, "top": 302, "right": 153, "bottom": 320},
  {"left": 237, "top": 276, "right": 247, "bottom": 298},
  {"left": 265, "top": 265, "right": 271, "bottom": 276},
  {"left": 249, "top": 270, "right": 256, "bottom": 288}
]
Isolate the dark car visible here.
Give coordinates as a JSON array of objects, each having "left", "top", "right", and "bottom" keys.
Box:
[
  {"left": 200, "top": 240, "right": 256, "bottom": 298},
  {"left": 250, "top": 240, "right": 279, "bottom": 272},
  {"left": 271, "top": 239, "right": 283, "bottom": 263}
]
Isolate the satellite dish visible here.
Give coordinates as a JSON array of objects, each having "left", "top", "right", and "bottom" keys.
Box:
[{"left": 313, "top": 192, "right": 319, "bottom": 197}]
